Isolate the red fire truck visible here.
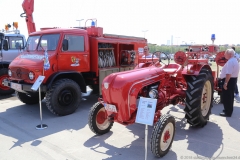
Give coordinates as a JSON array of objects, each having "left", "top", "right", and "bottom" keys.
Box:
[{"left": 3, "top": 0, "right": 147, "bottom": 116}]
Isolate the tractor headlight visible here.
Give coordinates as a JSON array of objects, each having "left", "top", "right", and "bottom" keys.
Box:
[
  {"left": 8, "top": 69, "right": 12, "bottom": 76},
  {"left": 104, "top": 82, "right": 109, "bottom": 89},
  {"left": 149, "top": 89, "right": 158, "bottom": 99},
  {"left": 29, "top": 72, "right": 35, "bottom": 80}
]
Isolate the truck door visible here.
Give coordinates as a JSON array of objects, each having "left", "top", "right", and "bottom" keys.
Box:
[
  {"left": 58, "top": 34, "right": 90, "bottom": 72},
  {"left": 2, "top": 36, "right": 24, "bottom": 62}
]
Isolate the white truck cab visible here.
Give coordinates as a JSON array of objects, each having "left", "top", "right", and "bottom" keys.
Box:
[{"left": 0, "top": 30, "right": 26, "bottom": 95}]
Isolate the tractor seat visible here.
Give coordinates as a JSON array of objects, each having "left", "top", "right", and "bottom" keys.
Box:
[{"left": 162, "top": 68, "right": 178, "bottom": 74}]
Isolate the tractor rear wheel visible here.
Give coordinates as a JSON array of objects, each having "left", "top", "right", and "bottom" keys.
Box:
[
  {"left": 88, "top": 102, "right": 113, "bottom": 135},
  {"left": 150, "top": 114, "right": 175, "bottom": 157},
  {"left": 45, "top": 79, "right": 81, "bottom": 116},
  {"left": 0, "top": 68, "right": 14, "bottom": 95},
  {"left": 185, "top": 68, "right": 213, "bottom": 127},
  {"left": 16, "top": 91, "right": 44, "bottom": 104}
]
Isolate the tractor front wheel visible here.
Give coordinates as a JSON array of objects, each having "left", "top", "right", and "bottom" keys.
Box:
[
  {"left": 185, "top": 68, "right": 213, "bottom": 127},
  {"left": 150, "top": 114, "right": 175, "bottom": 157},
  {"left": 88, "top": 102, "right": 113, "bottom": 135}
]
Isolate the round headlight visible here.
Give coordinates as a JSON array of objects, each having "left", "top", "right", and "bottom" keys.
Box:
[
  {"left": 29, "top": 72, "right": 35, "bottom": 80},
  {"left": 104, "top": 82, "right": 109, "bottom": 89},
  {"left": 8, "top": 69, "right": 12, "bottom": 76},
  {"left": 149, "top": 89, "right": 158, "bottom": 99}
]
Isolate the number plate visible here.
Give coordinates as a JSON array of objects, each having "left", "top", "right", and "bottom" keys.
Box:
[
  {"left": 104, "top": 103, "right": 117, "bottom": 113},
  {"left": 11, "top": 83, "right": 23, "bottom": 92}
]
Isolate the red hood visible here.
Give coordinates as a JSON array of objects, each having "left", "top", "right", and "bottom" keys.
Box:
[
  {"left": 102, "top": 66, "right": 165, "bottom": 122},
  {"left": 9, "top": 52, "right": 53, "bottom": 68}
]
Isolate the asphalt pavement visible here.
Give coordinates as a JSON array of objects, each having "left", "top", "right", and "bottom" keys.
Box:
[{"left": 0, "top": 88, "right": 240, "bottom": 160}]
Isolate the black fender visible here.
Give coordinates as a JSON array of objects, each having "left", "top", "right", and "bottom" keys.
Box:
[
  {"left": 45, "top": 71, "right": 87, "bottom": 93},
  {"left": 0, "top": 62, "right": 10, "bottom": 69}
]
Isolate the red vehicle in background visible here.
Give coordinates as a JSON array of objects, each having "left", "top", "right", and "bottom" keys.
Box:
[{"left": 3, "top": 0, "right": 147, "bottom": 116}]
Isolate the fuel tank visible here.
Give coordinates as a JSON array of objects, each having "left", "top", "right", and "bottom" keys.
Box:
[{"left": 102, "top": 65, "right": 165, "bottom": 122}]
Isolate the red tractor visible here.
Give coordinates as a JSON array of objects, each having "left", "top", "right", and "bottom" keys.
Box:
[{"left": 88, "top": 44, "right": 227, "bottom": 157}]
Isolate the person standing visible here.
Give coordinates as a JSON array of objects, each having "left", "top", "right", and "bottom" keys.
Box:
[
  {"left": 142, "top": 46, "right": 157, "bottom": 58},
  {"left": 219, "top": 48, "right": 240, "bottom": 117},
  {"left": 231, "top": 46, "right": 240, "bottom": 97}
]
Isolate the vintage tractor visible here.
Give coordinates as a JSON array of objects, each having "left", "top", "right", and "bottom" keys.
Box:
[{"left": 88, "top": 44, "right": 226, "bottom": 157}]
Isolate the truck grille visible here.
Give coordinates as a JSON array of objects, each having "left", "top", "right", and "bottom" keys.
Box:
[{"left": 11, "top": 67, "right": 29, "bottom": 80}]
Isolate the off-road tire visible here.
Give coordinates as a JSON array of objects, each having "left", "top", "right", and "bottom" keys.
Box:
[
  {"left": 0, "top": 68, "right": 14, "bottom": 95},
  {"left": 88, "top": 102, "right": 113, "bottom": 135},
  {"left": 184, "top": 68, "right": 213, "bottom": 127},
  {"left": 151, "top": 114, "right": 175, "bottom": 157},
  {"left": 45, "top": 79, "right": 81, "bottom": 116},
  {"left": 16, "top": 91, "right": 43, "bottom": 104}
]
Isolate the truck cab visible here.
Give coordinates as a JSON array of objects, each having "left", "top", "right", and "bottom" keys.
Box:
[{"left": 0, "top": 31, "right": 26, "bottom": 95}]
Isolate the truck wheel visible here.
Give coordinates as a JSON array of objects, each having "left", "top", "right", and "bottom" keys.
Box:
[
  {"left": 16, "top": 91, "right": 43, "bottom": 104},
  {"left": 150, "top": 114, "right": 175, "bottom": 157},
  {"left": 185, "top": 68, "right": 213, "bottom": 127},
  {"left": 0, "top": 68, "right": 14, "bottom": 95},
  {"left": 88, "top": 102, "right": 113, "bottom": 135},
  {"left": 45, "top": 79, "right": 81, "bottom": 116}
]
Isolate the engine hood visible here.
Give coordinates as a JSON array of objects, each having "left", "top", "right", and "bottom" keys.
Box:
[
  {"left": 102, "top": 66, "right": 165, "bottom": 122},
  {"left": 9, "top": 51, "right": 53, "bottom": 68}
]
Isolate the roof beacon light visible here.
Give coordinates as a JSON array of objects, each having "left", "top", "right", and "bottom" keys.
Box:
[
  {"left": 91, "top": 21, "right": 95, "bottom": 27},
  {"left": 211, "top": 34, "right": 215, "bottom": 44}
]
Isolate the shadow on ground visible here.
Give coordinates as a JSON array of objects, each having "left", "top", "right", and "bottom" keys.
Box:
[
  {"left": 0, "top": 90, "right": 99, "bottom": 150},
  {"left": 84, "top": 123, "right": 177, "bottom": 160}
]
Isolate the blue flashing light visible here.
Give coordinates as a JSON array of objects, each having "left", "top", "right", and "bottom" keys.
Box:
[
  {"left": 91, "top": 21, "right": 95, "bottom": 27},
  {"left": 211, "top": 34, "right": 215, "bottom": 40}
]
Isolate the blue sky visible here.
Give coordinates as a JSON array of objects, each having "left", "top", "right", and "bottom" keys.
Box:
[{"left": 1, "top": 0, "right": 240, "bottom": 45}]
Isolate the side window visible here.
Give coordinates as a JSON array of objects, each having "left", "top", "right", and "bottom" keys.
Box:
[
  {"left": 6, "top": 36, "right": 24, "bottom": 50},
  {"left": 64, "top": 35, "right": 84, "bottom": 51}
]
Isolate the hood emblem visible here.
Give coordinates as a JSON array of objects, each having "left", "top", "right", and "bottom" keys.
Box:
[{"left": 16, "top": 69, "right": 22, "bottom": 78}]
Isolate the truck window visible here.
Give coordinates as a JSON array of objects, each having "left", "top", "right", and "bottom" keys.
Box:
[
  {"left": 64, "top": 35, "right": 84, "bottom": 51},
  {"left": 38, "top": 34, "right": 60, "bottom": 51},
  {"left": 5, "top": 36, "right": 24, "bottom": 50},
  {"left": 26, "top": 35, "right": 40, "bottom": 51}
]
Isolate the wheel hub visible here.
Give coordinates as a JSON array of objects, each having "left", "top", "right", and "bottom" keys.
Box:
[
  {"left": 96, "top": 111, "right": 106, "bottom": 124},
  {"left": 163, "top": 130, "right": 170, "bottom": 143},
  {"left": 160, "top": 122, "right": 174, "bottom": 151},
  {"left": 201, "top": 81, "right": 211, "bottom": 116},
  {"left": 58, "top": 90, "right": 73, "bottom": 106},
  {"left": 0, "top": 75, "right": 10, "bottom": 90}
]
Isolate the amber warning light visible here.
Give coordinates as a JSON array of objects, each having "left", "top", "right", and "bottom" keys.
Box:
[
  {"left": 13, "top": 22, "right": 18, "bottom": 29},
  {"left": 5, "top": 24, "right": 11, "bottom": 31}
]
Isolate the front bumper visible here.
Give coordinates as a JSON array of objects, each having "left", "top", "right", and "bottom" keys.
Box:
[{"left": 3, "top": 79, "right": 47, "bottom": 93}]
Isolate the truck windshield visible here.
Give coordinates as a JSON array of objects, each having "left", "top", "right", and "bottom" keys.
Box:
[
  {"left": 26, "top": 35, "right": 40, "bottom": 51},
  {"left": 37, "top": 34, "right": 60, "bottom": 51}
]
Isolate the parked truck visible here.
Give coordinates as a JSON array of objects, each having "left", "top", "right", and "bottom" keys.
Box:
[
  {"left": 3, "top": 0, "right": 147, "bottom": 116},
  {"left": 0, "top": 24, "right": 26, "bottom": 95}
]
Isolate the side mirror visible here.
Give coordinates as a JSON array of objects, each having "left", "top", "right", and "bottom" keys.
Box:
[
  {"left": 62, "top": 39, "right": 68, "bottom": 51},
  {"left": 3, "top": 39, "right": 8, "bottom": 51}
]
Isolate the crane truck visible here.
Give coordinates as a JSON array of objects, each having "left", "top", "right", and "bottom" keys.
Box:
[
  {"left": 0, "top": 23, "right": 26, "bottom": 96},
  {"left": 3, "top": 0, "right": 147, "bottom": 116}
]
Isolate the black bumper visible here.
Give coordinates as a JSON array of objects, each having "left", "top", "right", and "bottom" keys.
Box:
[{"left": 3, "top": 79, "right": 47, "bottom": 93}]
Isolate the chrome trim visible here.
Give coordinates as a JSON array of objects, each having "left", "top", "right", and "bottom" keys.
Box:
[{"left": 127, "top": 75, "right": 159, "bottom": 117}]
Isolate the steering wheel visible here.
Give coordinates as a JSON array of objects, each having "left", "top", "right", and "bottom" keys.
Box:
[{"left": 152, "top": 51, "right": 170, "bottom": 66}]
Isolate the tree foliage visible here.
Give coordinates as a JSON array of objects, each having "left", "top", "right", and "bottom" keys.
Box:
[{"left": 148, "top": 44, "right": 240, "bottom": 55}]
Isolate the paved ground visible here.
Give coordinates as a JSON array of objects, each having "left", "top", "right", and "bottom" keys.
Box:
[{"left": 0, "top": 89, "right": 240, "bottom": 160}]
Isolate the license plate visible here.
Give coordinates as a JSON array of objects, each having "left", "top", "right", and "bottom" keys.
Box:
[
  {"left": 11, "top": 83, "right": 23, "bottom": 92},
  {"left": 104, "top": 103, "right": 117, "bottom": 113}
]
